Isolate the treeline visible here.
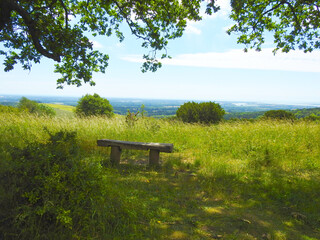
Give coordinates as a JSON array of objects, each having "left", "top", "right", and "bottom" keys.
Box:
[
  {"left": 0, "top": 97, "right": 178, "bottom": 118},
  {"left": 114, "top": 106, "right": 177, "bottom": 117},
  {"left": 293, "top": 107, "right": 320, "bottom": 118},
  {"left": 2, "top": 96, "right": 320, "bottom": 122},
  {"left": 224, "top": 111, "right": 265, "bottom": 120},
  {"left": 225, "top": 108, "right": 320, "bottom": 120},
  {"left": 0, "top": 97, "right": 56, "bottom": 116}
]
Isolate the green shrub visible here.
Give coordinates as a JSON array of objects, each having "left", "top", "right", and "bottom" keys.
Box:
[
  {"left": 263, "top": 110, "right": 296, "bottom": 120},
  {"left": 0, "top": 105, "right": 22, "bottom": 113},
  {"left": 303, "top": 113, "right": 320, "bottom": 121},
  {"left": 17, "top": 97, "right": 56, "bottom": 116},
  {"left": 0, "top": 129, "right": 132, "bottom": 239},
  {"left": 126, "top": 109, "right": 139, "bottom": 127},
  {"left": 37, "top": 104, "right": 56, "bottom": 116},
  {"left": 176, "top": 101, "right": 225, "bottom": 124},
  {"left": 75, "top": 93, "right": 113, "bottom": 117}
]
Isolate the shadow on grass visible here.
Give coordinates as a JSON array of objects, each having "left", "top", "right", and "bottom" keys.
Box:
[{"left": 108, "top": 159, "right": 320, "bottom": 240}]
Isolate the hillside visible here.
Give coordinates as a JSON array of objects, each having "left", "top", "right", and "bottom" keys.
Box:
[
  {"left": 44, "top": 103, "right": 75, "bottom": 118},
  {"left": 1, "top": 111, "right": 319, "bottom": 239},
  {"left": 225, "top": 107, "right": 320, "bottom": 120}
]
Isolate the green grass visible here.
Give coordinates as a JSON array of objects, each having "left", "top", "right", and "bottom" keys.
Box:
[
  {"left": 1, "top": 113, "right": 320, "bottom": 239},
  {"left": 44, "top": 103, "right": 76, "bottom": 118},
  {"left": 44, "top": 103, "right": 76, "bottom": 112}
]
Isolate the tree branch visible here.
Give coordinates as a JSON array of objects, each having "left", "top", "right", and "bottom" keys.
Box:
[
  {"left": 58, "top": 0, "right": 69, "bottom": 28},
  {"left": 31, "top": 0, "right": 58, "bottom": 13},
  {"left": 283, "top": 0, "right": 301, "bottom": 31},
  {"left": 113, "top": 0, "right": 149, "bottom": 41},
  {"left": 6, "top": 0, "right": 61, "bottom": 62},
  {"left": 250, "top": 0, "right": 302, "bottom": 32},
  {"left": 261, "top": 1, "right": 284, "bottom": 17},
  {"left": 0, "top": 0, "right": 13, "bottom": 30},
  {"left": 250, "top": 1, "right": 284, "bottom": 32}
]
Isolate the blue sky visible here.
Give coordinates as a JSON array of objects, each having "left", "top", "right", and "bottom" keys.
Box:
[{"left": 1, "top": 0, "right": 320, "bottom": 104}]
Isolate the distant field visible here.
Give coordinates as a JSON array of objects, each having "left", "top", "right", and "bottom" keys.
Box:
[
  {"left": 44, "top": 103, "right": 75, "bottom": 117},
  {"left": 45, "top": 103, "right": 75, "bottom": 112}
]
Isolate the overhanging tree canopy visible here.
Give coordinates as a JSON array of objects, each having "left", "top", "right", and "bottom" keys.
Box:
[
  {"left": 1, "top": 1, "right": 319, "bottom": 88},
  {"left": 0, "top": 0, "right": 218, "bottom": 88},
  {"left": 228, "top": 0, "right": 320, "bottom": 53}
]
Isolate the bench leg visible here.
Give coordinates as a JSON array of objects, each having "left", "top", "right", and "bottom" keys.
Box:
[
  {"left": 149, "top": 149, "right": 160, "bottom": 166},
  {"left": 110, "top": 146, "right": 121, "bottom": 165}
]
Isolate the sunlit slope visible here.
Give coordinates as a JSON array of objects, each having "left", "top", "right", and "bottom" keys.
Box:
[{"left": 44, "top": 103, "right": 75, "bottom": 117}]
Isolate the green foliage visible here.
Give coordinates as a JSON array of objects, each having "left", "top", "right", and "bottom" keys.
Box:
[
  {"left": 1, "top": 113, "right": 320, "bottom": 239},
  {"left": 2, "top": 1, "right": 318, "bottom": 88},
  {"left": 126, "top": 109, "right": 139, "bottom": 127},
  {"left": 37, "top": 104, "right": 56, "bottom": 116},
  {"left": 224, "top": 111, "right": 265, "bottom": 120},
  {"left": 140, "top": 104, "right": 147, "bottom": 117},
  {"left": 18, "top": 97, "right": 56, "bottom": 116},
  {"left": 176, "top": 101, "right": 225, "bottom": 124},
  {"left": 125, "top": 105, "right": 148, "bottom": 127},
  {"left": 225, "top": 107, "right": 320, "bottom": 121},
  {"left": 0, "top": 129, "right": 135, "bottom": 239},
  {"left": 0, "top": 0, "right": 212, "bottom": 87},
  {"left": 303, "top": 113, "right": 320, "bottom": 122},
  {"left": 292, "top": 107, "right": 320, "bottom": 119},
  {"left": 263, "top": 110, "right": 296, "bottom": 120},
  {"left": 75, "top": 93, "right": 113, "bottom": 117},
  {"left": 176, "top": 102, "right": 199, "bottom": 123},
  {"left": 0, "top": 104, "right": 22, "bottom": 113},
  {"left": 226, "top": 0, "right": 320, "bottom": 53},
  {"left": 0, "top": 129, "right": 78, "bottom": 238}
]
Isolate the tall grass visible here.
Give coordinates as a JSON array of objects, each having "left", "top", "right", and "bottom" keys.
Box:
[
  {"left": 2, "top": 112, "right": 320, "bottom": 184},
  {"left": 1, "top": 112, "right": 320, "bottom": 239}
]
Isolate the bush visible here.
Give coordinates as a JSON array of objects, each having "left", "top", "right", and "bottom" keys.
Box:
[
  {"left": 18, "top": 97, "right": 56, "bottom": 116},
  {"left": 263, "top": 110, "right": 296, "bottom": 120},
  {"left": 0, "top": 105, "right": 22, "bottom": 114},
  {"left": 303, "top": 114, "right": 320, "bottom": 121},
  {"left": 176, "top": 101, "right": 225, "bottom": 124},
  {"left": 75, "top": 93, "right": 113, "bottom": 117},
  {"left": 0, "top": 129, "right": 133, "bottom": 239}
]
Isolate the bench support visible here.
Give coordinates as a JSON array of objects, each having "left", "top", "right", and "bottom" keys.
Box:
[
  {"left": 149, "top": 149, "right": 160, "bottom": 166},
  {"left": 110, "top": 146, "right": 121, "bottom": 165},
  {"left": 97, "top": 139, "right": 173, "bottom": 166}
]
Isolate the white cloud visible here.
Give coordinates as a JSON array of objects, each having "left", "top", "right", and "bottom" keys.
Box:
[
  {"left": 180, "top": 1, "right": 231, "bottom": 35},
  {"left": 122, "top": 48, "right": 320, "bottom": 73},
  {"left": 185, "top": 22, "right": 202, "bottom": 35},
  {"left": 116, "top": 42, "right": 124, "bottom": 48},
  {"left": 90, "top": 40, "right": 103, "bottom": 49}
]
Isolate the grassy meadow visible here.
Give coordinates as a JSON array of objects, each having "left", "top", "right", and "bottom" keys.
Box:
[
  {"left": 44, "top": 103, "right": 76, "bottom": 118},
  {"left": 1, "top": 110, "right": 320, "bottom": 239}
]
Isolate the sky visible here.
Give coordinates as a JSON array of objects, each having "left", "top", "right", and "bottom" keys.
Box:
[{"left": 1, "top": 0, "right": 320, "bottom": 104}]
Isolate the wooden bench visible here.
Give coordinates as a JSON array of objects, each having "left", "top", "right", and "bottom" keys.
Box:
[{"left": 97, "top": 139, "right": 173, "bottom": 166}]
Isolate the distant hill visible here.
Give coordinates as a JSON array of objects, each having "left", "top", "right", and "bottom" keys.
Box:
[
  {"left": 225, "top": 107, "right": 320, "bottom": 120},
  {"left": 44, "top": 103, "right": 75, "bottom": 118},
  {"left": 1, "top": 94, "right": 320, "bottom": 118},
  {"left": 291, "top": 107, "right": 320, "bottom": 118}
]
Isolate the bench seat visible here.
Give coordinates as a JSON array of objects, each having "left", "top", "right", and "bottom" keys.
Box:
[{"left": 97, "top": 139, "right": 173, "bottom": 166}]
